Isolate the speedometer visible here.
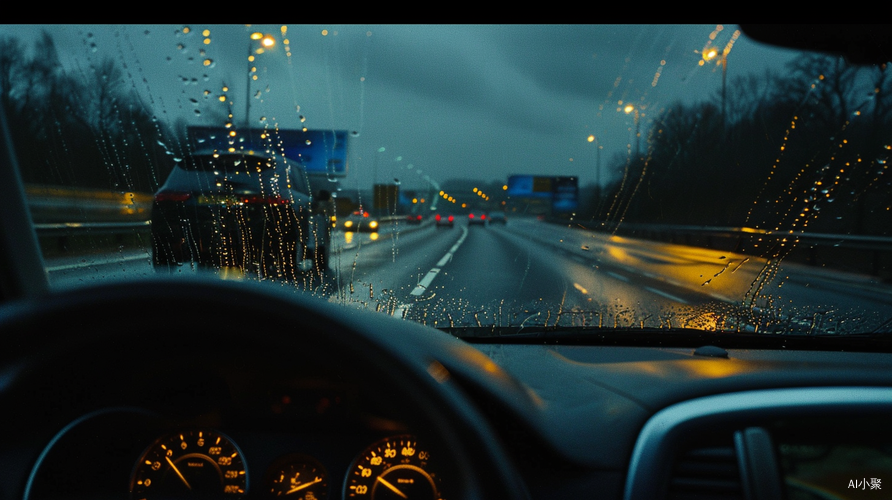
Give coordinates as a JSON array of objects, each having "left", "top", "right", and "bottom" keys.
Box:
[
  {"left": 344, "top": 435, "right": 443, "bottom": 500},
  {"left": 130, "top": 429, "right": 248, "bottom": 500}
]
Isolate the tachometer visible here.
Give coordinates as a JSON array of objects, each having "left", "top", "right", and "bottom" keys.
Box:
[
  {"left": 130, "top": 429, "right": 247, "bottom": 500},
  {"left": 344, "top": 435, "right": 443, "bottom": 500}
]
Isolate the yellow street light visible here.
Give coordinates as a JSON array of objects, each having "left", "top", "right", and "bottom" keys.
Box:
[
  {"left": 621, "top": 104, "right": 642, "bottom": 159},
  {"left": 245, "top": 33, "right": 276, "bottom": 126}
]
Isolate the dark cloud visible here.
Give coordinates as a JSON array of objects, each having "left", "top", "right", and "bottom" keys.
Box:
[{"left": 0, "top": 24, "right": 800, "bottom": 191}]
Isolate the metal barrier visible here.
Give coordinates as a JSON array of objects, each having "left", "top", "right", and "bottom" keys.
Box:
[
  {"left": 583, "top": 222, "right": 892, "bottom": 279},
  {"left": 26, "top": 184, "right": 153, "bottom": 223},
  {"left": 25, "top": 184, "right": 153, "bottom": 256}
]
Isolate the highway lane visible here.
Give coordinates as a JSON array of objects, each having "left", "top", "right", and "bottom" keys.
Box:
[
  {"left": 393, "top": 223, "right": 717, "bottom": 329},
  {"left": 328, "top": 218, "right": 739, "bottom": 329},
  {"left": 502, "top": 218, "right": 892, "bottom": 333},
  {"left": 42, "top": 217, "right": 892, "bottom": 333}
]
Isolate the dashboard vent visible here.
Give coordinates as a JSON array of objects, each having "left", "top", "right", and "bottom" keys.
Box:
[{"left": 668, "top": 439, "right": 743, "bottom": 500}]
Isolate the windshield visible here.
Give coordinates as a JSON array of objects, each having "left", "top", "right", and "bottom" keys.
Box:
[{"left": 1, "top": 24, "right": 890, "bottom": 335}]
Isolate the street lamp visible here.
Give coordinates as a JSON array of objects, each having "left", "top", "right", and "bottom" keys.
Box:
[
  {"left": 623, "top": 104, "right": 641, "bottom": 160},
  {"left": 587, "top": 134, "right": 603, "bottom": 190},
  {"left": 700, "top": 28, "right": 741, "bottom": 130},
  {"left": 701, "top": 47, "right": 726, "bottom": 125},
  {"left": 587, "top": 134, "right": 604, "bottom": 211},
  {"left": 245, "top": 32, "right": 275, "bottom": 127}
]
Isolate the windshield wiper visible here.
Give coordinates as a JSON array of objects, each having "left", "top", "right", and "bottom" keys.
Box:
[
  {"left": 440, "top": 326, "right": 892, "bottom": 352},
  {"left": 871, "top": 317, "right": 892, "bottom": 335}
]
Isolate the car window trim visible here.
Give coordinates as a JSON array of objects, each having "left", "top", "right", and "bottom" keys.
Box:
[{"left": 0, "top": 102, "right": 48, "bottom": 301}]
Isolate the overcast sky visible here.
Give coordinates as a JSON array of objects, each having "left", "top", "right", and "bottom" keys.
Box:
[{"left": 1, "top": 24, "right": 801, "bottom": 192}]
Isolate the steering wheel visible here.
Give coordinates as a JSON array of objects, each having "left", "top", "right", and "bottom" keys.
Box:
[{"left": 0, "top": 277, "right": 529, "bottom": 500}]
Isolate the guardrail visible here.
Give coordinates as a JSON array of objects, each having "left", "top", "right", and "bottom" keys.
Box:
[
  {"left": 25, "top": 186, "right": 430, "bottom": 257},
  {"left": 573, "top": 221, "right": 892, "bottom": 280},
  {"left": 26, "top": 185, "right": 153, "bottom": 223},
  {"left": 25, "top": 184, "right": 153, "bottom": 256}
]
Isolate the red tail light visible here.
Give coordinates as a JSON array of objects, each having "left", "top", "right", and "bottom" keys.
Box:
[
  {"left": 436, "top": 214, "right": 441, "bottom": 221},
  {"left": 448, "top": 215, "right": 454, "bottom": 222},
  {"left": 242, "top": 195, "right": 291, "bottom": 205},
  {"left": 481, "top": 214, "right": 487, "bottom": 220},
  {"left": 154, "top": 192, "right": 191, "bottom": 202},
  {"left": 469, "top": 213, "right": 475, "bottom": 219},
  {"left": 416, "top": 215, "right": 422, "bottom": 220}
]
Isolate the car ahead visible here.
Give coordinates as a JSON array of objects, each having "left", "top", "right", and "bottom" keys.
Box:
[
  {"left": 340, "top": 211, "right": 380, "bottom": 232},
  {"left": 468, "top": 212, "right": 487, "bottom": 226},
  {"left": 487, "top": 212, "right": 507, "bottom": 225},
  {"left": 405, "top": 214, "right": 423, "bottom": 225},
  {"left": 151, "top": 151, "right": 330, "bottom": 278},
  {"left": 435, "top": 213, "right": 455, "bottom": 228}
]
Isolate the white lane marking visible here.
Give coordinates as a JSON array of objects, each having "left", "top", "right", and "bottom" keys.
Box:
[
  {"left": 413, "top": 268, "right": 440, "bottom": 293},
  {"left": 606, "top": 271, "right": 629, "bottom": 282},
  {"left": 393, "top": 303, "right": 411, "bottom": 319},
  {"left": 644, "top": 286, "right": 689, "bottom": 304},
  {"left": 410, "top": 226, "right": 468, "bottom": 296}
]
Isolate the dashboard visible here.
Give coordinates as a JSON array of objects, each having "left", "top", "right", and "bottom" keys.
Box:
[
  {"left": 2, "top": 280, "right": 892, "bottom": 500},
  {"left": 22, "top": 373, "right": 450, "bottom": 500}
]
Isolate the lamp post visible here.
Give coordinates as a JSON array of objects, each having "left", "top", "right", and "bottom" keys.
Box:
[
  {"left": 702, "top": 46, "right": 728, "bottom": 129},
  {"left": 623, "top": 104, "right": 641, "bottom": 161},
  {"left": 245, "top": 32, "right": 275, "bottom": 127},
  {"left": 587, "top": 134, "right": 603, "bottom": 205}
]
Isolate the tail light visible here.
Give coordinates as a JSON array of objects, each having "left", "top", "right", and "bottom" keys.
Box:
[
  {"left": 448, "top": 215, "right": 454, "bottom": 222},
  {"left": 154, "top": 192, "right": 191, "bottom": 202},
  {"left": 436, "top": 214, "right": 442, "bottom": 221},
  {"left": 242, "top": 195, "right": 291, "bottom": 205},
  {"left": 469, "top": 213, "right": 475, "bottom": 219},
  {"left": 481, "top": 214, "right": 487, "bottom": 220}
]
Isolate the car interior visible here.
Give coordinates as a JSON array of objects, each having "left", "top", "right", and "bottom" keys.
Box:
[{"left": 1, "top": 24, "right": 891, "bottom": 500}]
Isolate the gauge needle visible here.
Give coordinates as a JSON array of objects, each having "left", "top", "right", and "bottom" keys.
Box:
[
  {"left": 165, "top": 456, "right": 192, "bottom": 490},
  {"left": 286, "top": 477, "right": 322, "bottom": 494},
  {"left": 376, "top": 476, "right": 408, "bottom": 499}
]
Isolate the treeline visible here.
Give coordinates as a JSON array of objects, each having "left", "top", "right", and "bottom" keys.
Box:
[
  {"left": 590, "top": 54, "right": 892, "bottom": 236},
  {"left": 0, "top": 32, "right": 178, "bottom": 193}
]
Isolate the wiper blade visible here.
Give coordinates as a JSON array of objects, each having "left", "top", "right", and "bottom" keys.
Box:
[
  {"left": 443, "top": 325, "right": 706, "bottom": 340},
  {"left": 871, "top": 317, "right": 892, "bottom": 335},
  {"left": 440, "top": 326, "right": 892, "bottom": 352}
]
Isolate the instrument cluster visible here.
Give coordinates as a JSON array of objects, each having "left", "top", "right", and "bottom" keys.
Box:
[
  {"left": 126, "top": 428, "right": 441, "bottom": 500},
  {"left": 24, "top": 391, "right": 449, "bottom": 500}
]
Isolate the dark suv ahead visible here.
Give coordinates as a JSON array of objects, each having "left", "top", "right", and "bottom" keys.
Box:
[{"left": 151, "top": 151, "right": 330, "bottom": 278}]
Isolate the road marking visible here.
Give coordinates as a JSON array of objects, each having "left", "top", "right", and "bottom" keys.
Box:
[
  {"left": 393, "top": 303, "right": 412, "bottom": 319},
  {"left": 414, "top": 268, "right": 440, "bottom": 292},
  {"left": 644, "top": 286, "right": 689, "bottom": 304},
  {"left": 410, "top": 226, "right": 468, "bottom": 296},
  {"left": 606, "top": 271, "right": 629, "bottom": 282}
]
